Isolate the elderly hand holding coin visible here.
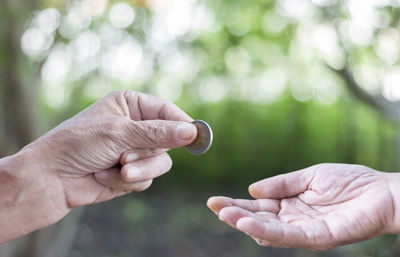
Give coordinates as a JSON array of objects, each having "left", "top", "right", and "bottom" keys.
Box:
[{"left": 0, "top": 90, "right": 212, "bottom": 244}]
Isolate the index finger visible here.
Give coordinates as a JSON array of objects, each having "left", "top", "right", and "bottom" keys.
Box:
[{"left": 125, "top": 91, "right": 193, "bottom": 122}]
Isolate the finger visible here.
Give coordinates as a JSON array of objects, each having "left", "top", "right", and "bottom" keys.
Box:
[
  {"left": 207, "top": 196, "right": 233, "bottom": 214},
  {"left": 120, "top": 148, "right": 169, "bottom": 165},
  {"left": 120, "top": 153, "right": 172, "bottom": 182},
  {"left": 123, "top": 91, "right": 193, "bottom": 121},
  {"left": 236, "top": 217, "right": 309, "bottom": 248},
  {"left": 218, "top": 206, "right": 267, "bottom": 227},
  {"left": 95, "top": 169, "right": 153, "bottom": 192},
  {"left": 249, "top": 168, "right": 313, "bottom": 199},
  {"left": 124, "top": 119, "right": 197, "bottom": 149},
  {"left": 207, "top": 196, "right": 280, "bottom": 214}
]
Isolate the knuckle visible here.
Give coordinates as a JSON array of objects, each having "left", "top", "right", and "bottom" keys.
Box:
[
  {"left": 121, "top": 164, "right": 143, "bottom": 183},
  {"left": 107, "top": 90, "right": 133, "bottom": 99},
  {"left": 145, "top": 121, "right": 168, "bottom": 144},
  {"left": 120, "top": 166, "right": 131, "bottom": 182},
  {"left": 101, "top": 119, "right": 132, "bottom": 149},
  {"left": 105, "top": 90, "right": 124, "bottom": 100},
  {"left": 120, "top": 149, "right": 142, "bottom": 164},
  {"left": 158, "top": 101, "right": 174, "bottom": 119},
  {"left": 123, "top": 90, "right": 140, "bottom": 104},
  {"left": 120, "top": 151, "right": 130, "bottom": 165},
  {"left": 251, "top": 200, "right": 261, "bottom": 211}
]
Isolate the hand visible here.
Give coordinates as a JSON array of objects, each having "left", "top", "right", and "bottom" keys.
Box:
[
  {"left": 0, "top": 90, "right": 197, "bottom": 243},
  {"left": 207, "top": 164, "right": 400, "bottom": 251},
  {"left": 26, "top": 91, "right": 197, "bottom": 207}
]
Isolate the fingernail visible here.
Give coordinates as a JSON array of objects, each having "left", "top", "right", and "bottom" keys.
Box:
[
  {"left": 176, "top": 123, "right": 196, "bottom": 140},
  {"left": 209, "top": 207, "right": 218, "bottom": 215},
  {"left": 248, "top": 184, "right": 258, "bottom": 195},
  {"left": 126, "top": 166, "right": 141, "bottom": 180},
  {"left": 125, "top": 153, "right": 139, "bottom": 163},
  {"left": 206, "top": 198, "right": 219, "bottom": 215}
]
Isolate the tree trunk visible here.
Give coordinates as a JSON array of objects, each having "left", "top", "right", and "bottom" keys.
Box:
[
  {"left": 0, "top": 1, "right": 83, "bottom": 256},
  {"left": 0, "top": 0, "right": 39, "bottom": 156},
  {"left": 0, "top": 1, "right": 41, "bottom": 256}
]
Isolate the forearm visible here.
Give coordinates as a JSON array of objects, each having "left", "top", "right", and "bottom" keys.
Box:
[
  {"left": 387, "top": 172, "right": 400, "bottom": 234},
  {"left": 0, "top": 150, "right": 69, "bottom": 244}
]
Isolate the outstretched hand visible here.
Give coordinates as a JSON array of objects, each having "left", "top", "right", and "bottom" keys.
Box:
[
  {"left": 36, "top": 91, "right": 197, "bottom": 207},
  {"left": 0, "top": 90, "right": 197, "bottom": 244},
  {"left": 208, "top": 164, "right": 400, "bottom": 251}
]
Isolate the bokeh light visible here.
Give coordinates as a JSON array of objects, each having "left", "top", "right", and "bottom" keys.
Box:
[{"left": 109, "top": 2, "right": 135, "bottom": 29}]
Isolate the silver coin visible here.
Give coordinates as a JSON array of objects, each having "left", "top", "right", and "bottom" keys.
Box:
[{"left": 186, "top": 120, "right": 213, "bottom": 155}]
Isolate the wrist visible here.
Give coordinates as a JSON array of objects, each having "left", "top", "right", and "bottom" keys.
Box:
[
  {"left": 386, "top": 172, "right": 400, "bottom": 234},
  {"left": 0, "top": 149, "right": 70, "bottom": 244}
]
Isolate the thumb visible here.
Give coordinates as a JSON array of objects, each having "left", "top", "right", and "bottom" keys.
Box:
[
  {"left": 248, "top": 168, "right": 312, "bottom": 199},
  {"left": 125, "top": 119, "right": 198, "bottom": 149}
]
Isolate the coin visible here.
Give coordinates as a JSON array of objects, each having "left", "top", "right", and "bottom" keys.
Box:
[{"left": 186, "top": 120, "right": 213, "bottom": 155}]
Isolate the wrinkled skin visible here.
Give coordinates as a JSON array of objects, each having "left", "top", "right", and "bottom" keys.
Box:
[
  {"left": 0, "top": 90, "right": 198, "bottom": 244},
  {"left": 20, "top": 90, "right": 197, "bottom": 208},
  {"left": 208, "top": 164, "right": 400, "bottom": 251}
]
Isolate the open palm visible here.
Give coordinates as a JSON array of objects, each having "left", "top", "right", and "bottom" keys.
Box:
[{"left": 208, "top": 164, "right": 399, "bottom": 251}]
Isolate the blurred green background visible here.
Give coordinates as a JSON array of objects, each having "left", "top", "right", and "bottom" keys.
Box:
[{"left": 1, "top": 0, "right": 400, "bottom": 256}]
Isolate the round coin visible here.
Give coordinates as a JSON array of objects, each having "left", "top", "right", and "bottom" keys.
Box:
[{"left": 186, "top": 120, "right": 213, "bottom": 155}]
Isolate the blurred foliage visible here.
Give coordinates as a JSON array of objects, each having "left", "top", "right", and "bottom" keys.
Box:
[
  {"left": 167, "top": 97, "right": 397, "bottom": 191},
  {"left": 21, "top": 0, "right": 400, "bottom": 189}
]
